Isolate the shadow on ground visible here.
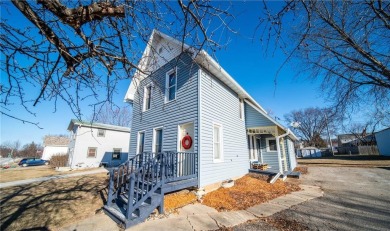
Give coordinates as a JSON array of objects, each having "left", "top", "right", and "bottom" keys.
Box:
[{"left": 0, "top": 174, "right": 108, "bottom": 231}]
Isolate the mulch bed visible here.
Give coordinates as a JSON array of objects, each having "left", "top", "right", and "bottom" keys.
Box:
[
  {"left": 202, "top": 173, "right": 301, "bottom": 211},
  {"left": 164, "top": 190, "right": 197, "bottom": 213}
]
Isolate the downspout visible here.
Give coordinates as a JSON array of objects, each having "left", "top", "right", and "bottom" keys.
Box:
[{"left": 276, "top": 129, "right": 291, "bottom": 174}]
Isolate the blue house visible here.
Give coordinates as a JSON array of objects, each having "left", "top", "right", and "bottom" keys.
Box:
[{"left": 104, "top": 30, "right": 298, "bottom": 228}]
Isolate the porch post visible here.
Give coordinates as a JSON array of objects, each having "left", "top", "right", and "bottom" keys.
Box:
[
  {"left": 276, "top": 137, "right": 283, "bottom": 174},
  {"left": 249, "top": 135, "right": 253, "bottom": 160}
]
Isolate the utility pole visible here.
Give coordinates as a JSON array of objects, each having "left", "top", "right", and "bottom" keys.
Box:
[{"left": 325, "top": 113, "right": 335, "bottom": 156}]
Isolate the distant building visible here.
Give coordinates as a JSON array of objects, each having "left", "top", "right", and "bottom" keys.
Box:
[
  {"left": 67, "top": 119, "right": 130, "bottom": 168},
  {"left": 375, "top": 127, "right": 390, "bottom": 156},
  {"left": 337, "top": 134, "right": 358, "bottom": 147},
  {"left": 41, "top": 135, "right": 70, "bottom": 160}
]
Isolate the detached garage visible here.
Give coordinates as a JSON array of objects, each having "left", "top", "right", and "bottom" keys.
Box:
[
  {"left": 375, "top": 127, "right": 390, "bottom": 156},
  {"left": 41, "top": 135, "right": 70, "bottom": 160}
]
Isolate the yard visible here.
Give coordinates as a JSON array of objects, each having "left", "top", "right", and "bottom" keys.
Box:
[
  {"left": 0, "top": 173, "right": 109, "bottom": 231},
  {"left": 0, "top": 171, "right": 302, "bottom": 230},
  {"left": 297, "top": 155, "right": 390, "bottom": 167},
  {"left": 0, "top": 173, "right": 198, "bottom": 230},
  {"left": 0, "top": 166, "right": 99, "bottom": 183}
]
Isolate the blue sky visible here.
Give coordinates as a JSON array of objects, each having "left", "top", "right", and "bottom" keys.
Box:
[{"left": 1, "top": 1, "right": 327, "bottom": 146}]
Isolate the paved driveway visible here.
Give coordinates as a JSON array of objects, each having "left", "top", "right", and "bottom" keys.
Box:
[{"left": 235, "top": 166, "right": 390, "bottom": 231}]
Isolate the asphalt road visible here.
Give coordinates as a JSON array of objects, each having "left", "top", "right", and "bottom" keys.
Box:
[{"left": 234, "top": 166, "right": 390, "bottom": 231}]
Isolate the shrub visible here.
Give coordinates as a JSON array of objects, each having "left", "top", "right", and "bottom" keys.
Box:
[{"left": 50, "top": 154, "right": 69, "bottom": 167}]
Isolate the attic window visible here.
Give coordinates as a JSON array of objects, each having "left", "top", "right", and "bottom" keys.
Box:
[
  {"left": 158, "top": 47, "right": 163, "bottom": 53},
  {"left": 97, "top": 129, "right": 105, "bottom": 137}
]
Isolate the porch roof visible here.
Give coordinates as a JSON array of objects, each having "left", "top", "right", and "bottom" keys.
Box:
[{"left": 245, "top": 101, "right": 298, "bottom": 140}]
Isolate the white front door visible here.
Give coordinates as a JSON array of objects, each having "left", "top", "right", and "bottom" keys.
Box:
[
  {"left": 178, "top": 122, "right": 194, "bottom": 152},
  {"left": 177, "top": 122, "right": 194, "bottom": 176}
]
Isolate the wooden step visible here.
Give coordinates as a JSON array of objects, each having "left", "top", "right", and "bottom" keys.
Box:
[{"left": 104, "top": 192, "right": 163, "bottom": 229}]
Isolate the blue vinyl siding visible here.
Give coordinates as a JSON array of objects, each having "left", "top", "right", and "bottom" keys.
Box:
[
  {"left": 199, "top": 69, "right": 249, "bottom": 187},
  {"left": 245, "top": 103, "right": 274, "bottom": 127},
  {"left": 129, "top": 53, "right": 199, "bottom": 156},
  {"left": 260, "top": 135, "right": 280, "bottom": 171}
]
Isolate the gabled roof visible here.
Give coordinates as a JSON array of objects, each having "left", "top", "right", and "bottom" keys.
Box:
[
  {"left": 43, "top": 136, "right": 70, "bottom": 146},
  {"left": 124, "top": 30, "right": 267, "bottom": 114},
  {"left": 67, "top": 119, "right": 130, "bottom": 133},
  {"left": 124, "top": 30, "right": 296, "bottom": 139}
]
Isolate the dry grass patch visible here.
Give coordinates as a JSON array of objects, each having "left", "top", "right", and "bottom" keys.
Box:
[
  {"left": 0, "top": 166, "right": 99, "bottom": 183},
  {"left": 202, "top": 174, "right": 300, "bottom": 211},
  {"left": 164, "top": 190, "right": 197, "bottom": 213},
  {"left": 297, "top": 155, "right": 390, "bottom": 167},
  {"left": 0, "top": 173, "right": 108, "bottom": 231}
]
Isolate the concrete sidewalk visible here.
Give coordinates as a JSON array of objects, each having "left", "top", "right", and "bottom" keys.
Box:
[
  {"left": 60, "top": 184, "right": 323, "bottom": 231},
  {"left": 0, "top": 168, "right": 108, "bottom": 188}
]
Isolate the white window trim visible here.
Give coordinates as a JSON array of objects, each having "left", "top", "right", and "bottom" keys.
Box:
[
  {"left": 239, "top": 99, "right": 245, "bottom": 121},
  {"left": 137, "top": 131, "right": 146, "bottom": 154},
  {"left": 212, "top": 123, "right": 224, "bottom": 163},
  {"left": 165, "top": 68, "right": 177, "bottom": 103},
  {"left": 143, "top": 83, "right": 153, "bottom": 112},
  {"left": 266, "top": 137, "right": 277, "bottom": 152},
  {"left": 87, "top": 147, "right": 97, "bottom": 158},
  {"left": 152, "top": 126, "right": 164, "bottom": 153}
]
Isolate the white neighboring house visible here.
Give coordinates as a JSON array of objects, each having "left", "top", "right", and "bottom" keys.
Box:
[
  {"left": 41, "top": 136, "right": 70, "bottom": 160},
  {"left": 67, "top": 119, "right": 131, "bottom": 168}
]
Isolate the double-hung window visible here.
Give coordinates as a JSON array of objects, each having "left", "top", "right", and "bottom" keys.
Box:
[
  {"left": 213, "top": 124, "right": 223, "bottom": 162},
  {"left": 266, "top": 138, "right": 277, "bottom": 152},
  {"left": 153, "top": 128, "right": 163, "bottom": 153},
  {"left": 137, "top": 131, "right": 145, "bottom": 154},
  {"left": 143, "top": 84, "right": 152, "bottom": 111},
  {"left": 165, "top": 69, "right": 177, "bottom": 102}
]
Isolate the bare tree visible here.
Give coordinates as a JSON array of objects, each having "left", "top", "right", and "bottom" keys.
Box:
[
  {"left": 348, "top": 121, "right": 378, "bottom": 146},
  {"left": 0, "top": 140, "right": 21, "bottom": 157},
  {"left": 89, "top": 103, "right": 132, "bottom": 127},
  {"left": 260, "top": 0, "right": 390, "bottom": 117},
  {"left": 284, "top": 107, "right": 341, "bottom": 147},
  {"left": 19, "top": 142, "right": 43, "bottom": 158},
  {"left": 1, "top": 0, "right": 233, "bottom": 126}
]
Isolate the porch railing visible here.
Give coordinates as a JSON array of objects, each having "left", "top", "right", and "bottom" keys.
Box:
[
  {"left": 107, "top": 151, "right": 198, "bottom": 206},
  {"left": 164, "top": 151, "right": 198, "bottom": 182}
]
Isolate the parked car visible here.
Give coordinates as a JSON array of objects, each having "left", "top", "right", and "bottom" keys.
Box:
[{"left": 18, "top": 158, "right": 49, "bottom": 167}]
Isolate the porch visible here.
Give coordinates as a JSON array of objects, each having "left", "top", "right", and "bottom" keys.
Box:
[
  {"left": 246, "top": 126, "right": 296, "bottom": 175},
  {"left": 104, "top": 151, "right": 198, "bottom": 228}
]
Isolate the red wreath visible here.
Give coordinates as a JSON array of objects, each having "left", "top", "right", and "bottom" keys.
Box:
[{"left": 181, "top": 134, "right": 193, "bottom": 149}]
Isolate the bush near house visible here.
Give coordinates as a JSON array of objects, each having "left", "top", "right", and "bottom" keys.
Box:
[{"left": 49, "top": 154, "right": 69, "bottom": 167}]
